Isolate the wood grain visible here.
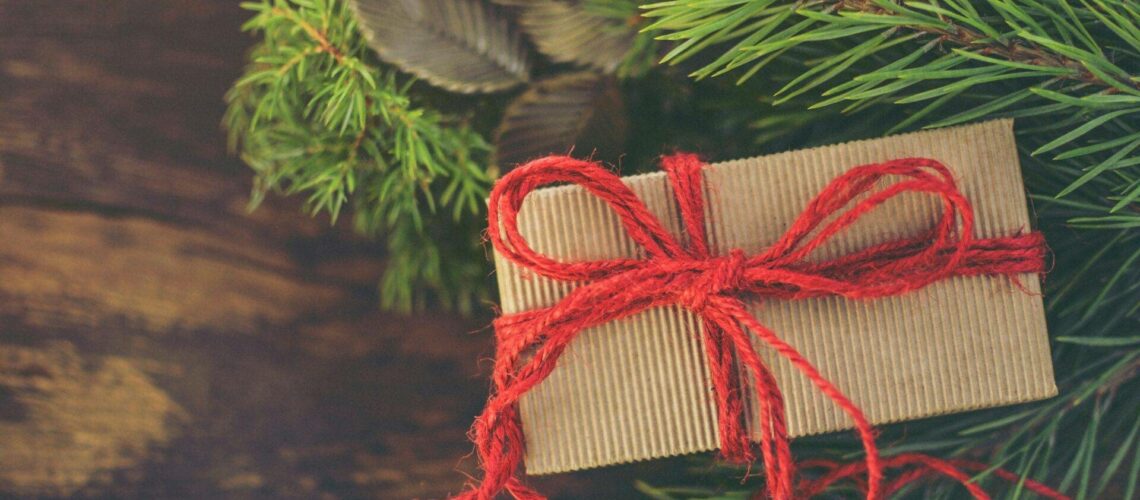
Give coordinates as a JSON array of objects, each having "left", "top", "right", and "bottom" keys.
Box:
[{"left": 0, "top": 1, "right": 691, "bottom": 497}]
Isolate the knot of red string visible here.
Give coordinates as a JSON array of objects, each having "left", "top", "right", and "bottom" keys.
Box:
[{"left": 458, "top": 153, "right": 1066, "bottom": 500}]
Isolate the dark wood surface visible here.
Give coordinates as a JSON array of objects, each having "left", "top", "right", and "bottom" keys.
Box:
[{"left": 0, "top": 2, "right": 691, "bottom": 498}]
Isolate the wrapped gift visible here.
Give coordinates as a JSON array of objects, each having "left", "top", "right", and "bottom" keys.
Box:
[{"left": 467, "top": 119, "right": 1058, "bottom": 498}]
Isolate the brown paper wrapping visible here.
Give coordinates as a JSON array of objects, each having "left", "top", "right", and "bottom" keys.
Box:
[{"left": 492, "top": 120, "right": 1057, "bottom": 475}]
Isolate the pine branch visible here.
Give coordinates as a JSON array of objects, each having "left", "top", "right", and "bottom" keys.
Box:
[
  {"left": 224, "top": 0, "right": 492, "bottom": 312},
  {"left": 642, "top": 0, "right": 1140, "bottom": 217},
  {"left": 836, "top": 0, "right": 1136, "bottom": 93}
]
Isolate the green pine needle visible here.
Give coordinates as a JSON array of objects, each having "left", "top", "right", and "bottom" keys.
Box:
[
  {"left": 224, "top": 0, "right": 492, "bottom": 312},
  {"left": 643, "top": 0, "right": 1140, "bottom": 216}
]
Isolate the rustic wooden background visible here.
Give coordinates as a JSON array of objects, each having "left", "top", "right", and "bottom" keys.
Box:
[{"left": 0, "top": 1, "right": 691, "bottom": 498}]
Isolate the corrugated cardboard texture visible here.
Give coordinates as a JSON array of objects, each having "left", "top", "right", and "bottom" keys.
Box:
[{"left": 492, "top": 120, "right": 1057, "bottom": 475}]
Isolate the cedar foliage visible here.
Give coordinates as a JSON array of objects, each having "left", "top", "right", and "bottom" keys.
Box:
[{"left": 224, "top": 0, "right": 1138, "bottom": 497}]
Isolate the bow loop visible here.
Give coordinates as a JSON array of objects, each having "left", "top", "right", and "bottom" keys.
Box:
[
  {"left": 488, "top": 156, "right": 687, "bottom": 283},
  {"left": 755, "top": 159, "right": 978, "bottom": 297}
]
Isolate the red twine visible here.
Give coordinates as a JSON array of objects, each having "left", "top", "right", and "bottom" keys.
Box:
[{"left": 459, "top": 153, "right": 1066, "bottom": 500}]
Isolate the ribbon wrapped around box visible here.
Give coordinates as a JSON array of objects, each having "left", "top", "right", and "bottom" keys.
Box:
[{"left": 468, "top": 120, "right": 1059, "bottom": 499}]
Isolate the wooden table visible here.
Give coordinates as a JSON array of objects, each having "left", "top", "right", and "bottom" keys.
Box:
[{"left": 0, "top": 2, "right": 688, "bottom": 497}]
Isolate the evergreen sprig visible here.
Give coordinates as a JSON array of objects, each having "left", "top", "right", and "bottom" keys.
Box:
[
  {"left": 642, "top": 0, "right": 1140, "bottom": 214},
  {"left": 224, "top": 0, "right": 492, "bottom": 312}
]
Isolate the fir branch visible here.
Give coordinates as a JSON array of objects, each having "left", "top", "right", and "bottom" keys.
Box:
[
  {"left": 642, "top": 0, "right": 1140, "bottom": 217},
  {"left": 224, "top": 0, "right": 492, "bottom": 312},
  {"left": 644, "top": 0, "right": 1138, "bottom": 89}
]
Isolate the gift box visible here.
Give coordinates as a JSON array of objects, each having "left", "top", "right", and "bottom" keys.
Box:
[{"left": 490, "top": 119, "right": 1057, "bottom": 476}]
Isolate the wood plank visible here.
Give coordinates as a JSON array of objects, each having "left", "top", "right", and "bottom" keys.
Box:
[{"left": 0, "top": 1, "right": 692, "bottom": 497}]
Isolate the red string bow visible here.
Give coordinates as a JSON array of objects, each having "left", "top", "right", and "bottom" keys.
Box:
[{"left": 459, "top": 153, "right": 1065, "bottom": 500}]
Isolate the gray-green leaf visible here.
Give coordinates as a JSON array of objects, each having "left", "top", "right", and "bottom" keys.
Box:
[
  {"left": 351, "top": 0, "right": 530, "bottom": 93},
  {"left": 499, "top": 0, "right": 641, "bottom": 75},
  {"left": 493, "top": 72, "right": 627, "bottom": 170}
]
